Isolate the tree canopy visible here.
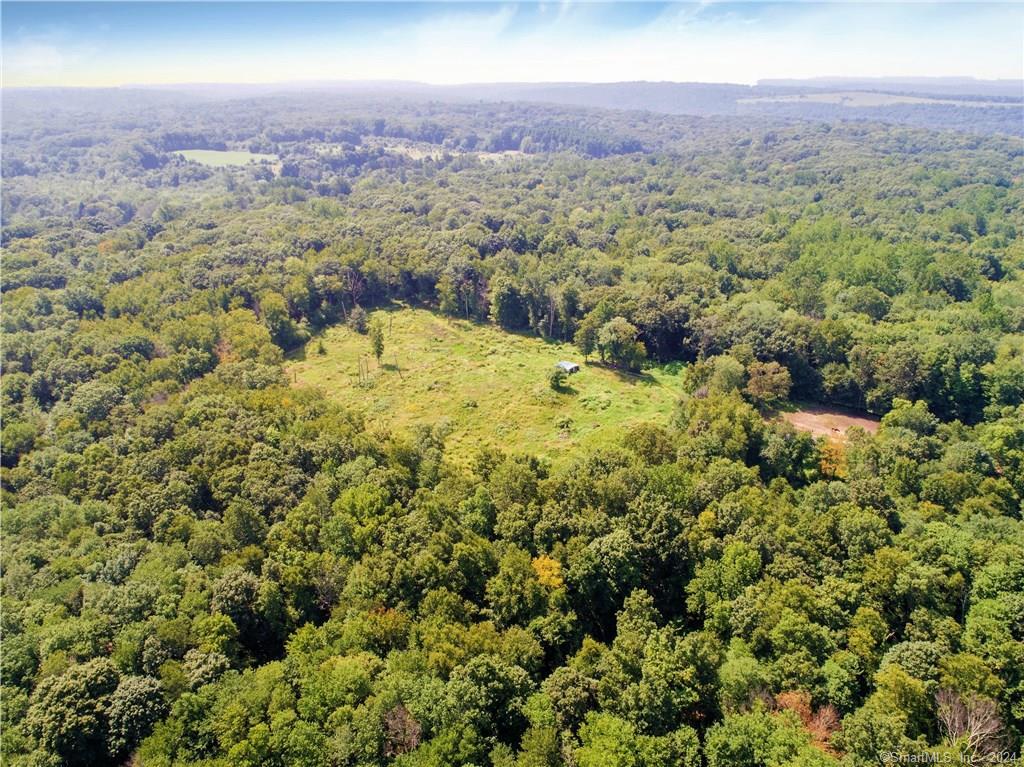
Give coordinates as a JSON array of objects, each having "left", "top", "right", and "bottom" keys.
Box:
[{"left": 2, "top": 89, "right": 1022, "bottom": 766}]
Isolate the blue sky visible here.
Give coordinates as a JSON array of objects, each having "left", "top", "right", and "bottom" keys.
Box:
[{"left": 3, "top": 2, "right": 1022, "bottom": 87}]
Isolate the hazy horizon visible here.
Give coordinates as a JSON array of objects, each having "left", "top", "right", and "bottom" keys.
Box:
[
  {"left": 3, "top": 2, "right": 1022, "bottom": 89},
  {"left": 6, "top": 75, "right": 1023, "bottom": 93}
]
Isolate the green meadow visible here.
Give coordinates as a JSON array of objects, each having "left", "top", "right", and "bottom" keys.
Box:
[
  {"left": 288, "top": 308, "right": 685, "bottom": 465},
  {"left": 176, "top": 149, "right": 277, "bottom": 166}
]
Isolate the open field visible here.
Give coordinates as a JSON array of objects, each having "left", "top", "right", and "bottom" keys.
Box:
[
  {"left": 287, "top": 307, "right": 685, "bottom": 464},
  {"left": 358, "top": 138, "right": 525, "bottom": 163},
  {"left": 739, "top": 91, "right": 1020, "bottom": 108},
  {"left": 176, "top": 149, "right": 278, "bottom": 166},
  {"left": 782, "top": 403, "right": 880, "bottom": 441}
]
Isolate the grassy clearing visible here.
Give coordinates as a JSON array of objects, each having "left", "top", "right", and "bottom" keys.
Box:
[
  {"left": 287, "top": 307, "right": 685, "bottom": 465},
  {"left": 177, "top": 149, "right": 278, "bottom": 166}
]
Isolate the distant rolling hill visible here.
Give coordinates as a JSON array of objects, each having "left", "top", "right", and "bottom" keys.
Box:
[
  {"left": 465, "top": 79, "right": 1024, "bottom": 135},
  {"left": 758, "top": 76, "right": 1023, "bottom": 100},
  {"left": 13, "top": 77, "right": 1022, "bottom": 136}
]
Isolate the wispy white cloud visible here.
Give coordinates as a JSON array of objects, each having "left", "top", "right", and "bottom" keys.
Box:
[
  {"left": 3, "top": 35, "right": 101, "bottom": 85},
  {"left": 5, "top": 41, "right": 66, "bottom": 75}
]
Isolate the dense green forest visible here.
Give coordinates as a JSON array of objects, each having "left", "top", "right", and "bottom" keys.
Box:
[{"left": 2, "top": 90, "right": 1023, "bottom": 766}]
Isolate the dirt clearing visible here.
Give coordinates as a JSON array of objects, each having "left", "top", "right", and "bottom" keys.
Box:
[{"left": 782, "top": 404, "right": 880, "bottom": 441}]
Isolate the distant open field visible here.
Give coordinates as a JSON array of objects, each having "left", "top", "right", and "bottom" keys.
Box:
[
  {"left": 739, "top": 91, "right": 1020, "bottom": 108},
  {"left": 287, "top": 307, "right": 684, "bottom": 465},
  {"left": 782, "top": 404, "right": 880, "bottom": 441},
  {"left": 339, "top": 140, "right": 524, "bottom": 164},
  {"left": 176, "top": 149, "right": 278, "bottom": 166}
]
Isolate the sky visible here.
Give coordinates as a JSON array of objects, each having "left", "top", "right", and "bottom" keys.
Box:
[{"left": 2, "top": 2, "right": 1022, "bottom": 88}]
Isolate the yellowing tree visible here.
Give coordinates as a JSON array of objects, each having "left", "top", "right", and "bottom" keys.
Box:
[{"left": 532, "top": 555, "right": 564, "bottom": 589}]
